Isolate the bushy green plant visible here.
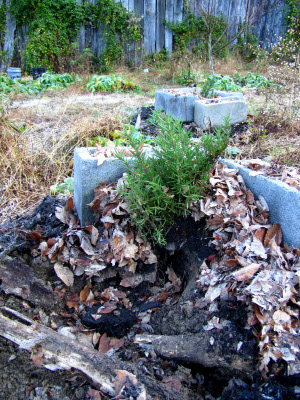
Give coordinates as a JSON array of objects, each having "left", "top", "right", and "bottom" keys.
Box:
[
  {"left": 201, "top": 75, "right": 217, "bottom": 97},
  {"left": 50, "top": 177, "right": 74, "bottom": 195},
  {"left": 175, "top": 69, "right": 196, "bottom": 86},
  {"left": 199, "top": 73, "right": 271, "bottom": 96},
  {"left": 116, "top": 110, "right": 230, "bottom": 246},
  {"left": 86, "top": 74, "right": 138, "bottom": 93},
  {"left": 234, "top": 73, "right": 271, "bottom": 89},
  {"left": 166, "top": 11, "right": 228, "bottom": 60},
  {"left": 12, "top": 0, "right": 83, "bottom": 72},
  {"left": 38, "top": 72, "right": 77, "bottom": 89},
  {"left": 0, "top": 72, "right": 79, "bottom": 99}
]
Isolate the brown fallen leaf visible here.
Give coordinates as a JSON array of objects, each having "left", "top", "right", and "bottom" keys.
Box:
[
  {"left": 254, "top": 228, "right": 266, "bottom": 244},
  {"left": 113, "top": 369, "right": 138, "bottom": 395},
  {"left": 264, "top": 223, "right": 283, "bottom": 247},
  {"left": 54, "top": 262, "right": 74, "bottom": 287},
  {"left": 80, "top": 283, "right": 92, "bottom": 302},
  {"left": 98, "top": 333, "right": 124, "bottom": 354},
  {"left": 232, "top": 263, "right": 261, "bottom": 281}
]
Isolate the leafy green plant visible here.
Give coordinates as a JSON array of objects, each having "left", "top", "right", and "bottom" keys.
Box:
[
  {"left": 0, "top": 72, "right": 79, "bottom": 99},
  {"left": 12, "top": 0, "right": 83, "bottom": 72},
  {"left": 201, "top": 75, "right": 217, "bottom": 97},
  {"left": 38, "top": 72, "right": 77, "bottom": 89},
  {"left": 234, "top": 73, "right": 271, "bottom": 89},
  {"left": 50, "top": 177, "right": 74, "bottom": 195},
  {"left": 116, "top": 110, "right": 230, "bottom": 246},
  {"left": 175, "top": 69, "right": 197, "bottom": 86},
  {"left": 86, "top": 74, "right": 138, "bottom": 93}
]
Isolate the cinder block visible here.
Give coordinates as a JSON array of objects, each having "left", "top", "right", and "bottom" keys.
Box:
[
  {"left": 222, "top": 159, "right": 300, "bottom": 248},
  {"left": 155, "top": 88, "right": 199, "bottom": 122},
  {"left": 74, "top": 147, "right": 127, "bottom": 226},
  {"left": 194, "top": 99, "right": 248, "bottom": 129},
  {"left": 155, "top": 88, "right": 245, "bottom": 124}
]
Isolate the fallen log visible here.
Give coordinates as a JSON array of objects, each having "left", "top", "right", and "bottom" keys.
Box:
[
  {"left": 135, "top": 333, "right": 255, "bottom": 377},
  {"left": 0, "top": 307, "right": 185, "bottom": 400}
]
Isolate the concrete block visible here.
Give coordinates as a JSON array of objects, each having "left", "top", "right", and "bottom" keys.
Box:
[
  {"left": 194, "top": 99, "right": 248, "bottom": 129},
  {"left": 222, "top": 159, "right": 300, "bottom": 249},
  {"left": 74, "top": 147, "right": 127, "bottom": 226},
  {"left": 155, "top": 87, "right": 199, "bottom": 122},
  {"left": 155, "top": 88, "right": 245, "bottom": 124}
]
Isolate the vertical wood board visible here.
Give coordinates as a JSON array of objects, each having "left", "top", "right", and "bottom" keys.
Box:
[
  {"left": 165, "top": 0, "right": 174, "bottom": 54},
  {"left": 156, "top": 0, "right": 166, "bottom": 53},
  {"left": 144, "top": 0, "right": 156, "bottom": 54}
]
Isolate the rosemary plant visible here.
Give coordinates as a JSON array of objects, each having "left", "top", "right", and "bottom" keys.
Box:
[{"left": 116, "top": 110, "right": 230, "bottom": 246}]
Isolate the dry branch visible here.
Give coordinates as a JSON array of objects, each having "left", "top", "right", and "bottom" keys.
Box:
[
  {"left": 135, "top": 333, "right": 255, "bottom": 376},
  {"left": 0, "top": 307, "right": 185, "bottom": 400}
]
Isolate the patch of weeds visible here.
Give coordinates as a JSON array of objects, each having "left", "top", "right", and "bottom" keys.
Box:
[
  {"left": 234, "top": 72, "right": 271, "bottom": 89},
  {"left": 198, "top": 73, "right": 272, "bottom": 96},
  {"left": 85, "top": 74, "right": 138, "bottom": 93},
  {"left": 50, "top": 177, "right": 74, "bottom": 195},
  {"left": 0, "top": 72, "right": 79, "bottom": 98},
  {"left": 38, "top": 72, "right": 79, "bottom": 89},
  {"left": 201, "top": 75, "right": 216, "bottom": 98},
  {"left": 174, "top": 69, "right": 196, "bottom": 86},
  {"left": 116, "top": 110, "right": 230, "bottom": 246}
]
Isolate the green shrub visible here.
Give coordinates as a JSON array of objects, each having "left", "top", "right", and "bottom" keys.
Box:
[
  {"left": 0, "top": 72, "right": 79, "bottom": 99},
  {"left": 116, "top": 110, "right": 230, "bottom": 246},
  {"left": 50, "top": 177, "right": 74, "bottom": 195},
  {"left": 175, "top": 69, "right": 197, "bottom": 86},
  {"left": 85, "top": 74, "right": 138, "bottom": 93}
]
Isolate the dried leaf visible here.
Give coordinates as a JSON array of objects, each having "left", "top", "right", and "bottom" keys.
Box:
[
  {"left": 264, "top": 224, "right": 283, "bottom": 247},
  {"left": 80, "top": 283, "right": 92, "bottom": 302},
  {"left": 54, "top": 262, "right": 74, "bottom": 287},
  {"left": 254, "top": 228, "right": 266, "bottom": 244},
  {"left": 113, "top": 370, "right": 138, "bottom": 395},
  {"left": 232, "top": 263, "right": 261, "bottom": 281},
  {"left": 98, "top": 333, "right": 124, "bottom": 354}
]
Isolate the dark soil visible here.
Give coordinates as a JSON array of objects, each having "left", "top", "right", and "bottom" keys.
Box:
[{"left": 0, "top": 197, "right": 299, "bottom": 399}]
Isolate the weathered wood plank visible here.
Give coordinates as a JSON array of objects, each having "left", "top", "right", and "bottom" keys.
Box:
[
  {"left": 120, "top": 0, "right": 129, "bottom": 10},
  {"left": 0, "top": 0, "right": 16, "bottom": 70},
  {"left": 135, "top": 333, "right": 255, "bottom": 376},
  {"left": 144, "top": 0, "right": 156, "bottom": 54},
  {"left": 128, "top": 0, "right": 135, "bottom": 12},
  {"left": 156, "top": 0, "right": 166, "bottom": 53},
  {"left": 173, "top": 0, "right": 184, "bottom": 24},
  {"left": 165, "top": 0, "right": 174, "bottom": 54},
  {"left": 134, "top": 0, "right": 144, "bottom": 16}
]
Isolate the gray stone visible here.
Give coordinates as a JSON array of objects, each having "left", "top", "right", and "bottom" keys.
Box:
[
  {"left": 74, "top": 147, "right": 127, "bottom": 226},
  {"left": 194, "top": 99, "right": 248, "bottom": 129},
  {"left": 222, "top": 159, "right": 300, "bottom": 249}
]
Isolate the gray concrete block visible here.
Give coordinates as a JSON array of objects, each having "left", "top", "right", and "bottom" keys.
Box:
[
  {"left": 155, "top": 88, "right": 245, "bottom": 124},
  {"left": 222, "top": 159, "right": 300, "bottom": 248},
  {"left": 155, "top": 87, "right": 199, "bottom": 122},
  {"left": 194, "top": 99, "right": 248, "bottom": 129},
  {"left": 74, "top": 147, "right": 127, "bottom": 226}
]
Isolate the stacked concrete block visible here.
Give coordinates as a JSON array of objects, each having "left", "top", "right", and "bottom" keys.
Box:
[
  {"left": 74, "top": 147, "right": 127, "bottom": 226},
  {"left": 155, "top": 88, "right": 247, "bottom": 127},
  {"left": 223, "top": 159, "right": 300, "bottom": 249}
]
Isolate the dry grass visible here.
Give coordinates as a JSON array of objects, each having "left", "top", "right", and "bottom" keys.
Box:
[{"left": 0, "top": 90, "right": 153, "bottom": 224}]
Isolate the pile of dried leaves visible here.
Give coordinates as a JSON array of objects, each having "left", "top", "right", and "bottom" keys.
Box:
[
  {"left": 189, "top": 162, "right": 299, "bottom": 375},
  {"left": 39, "top": 181, "right": 157, "bottom": 289},
  {"left": 231, "top": 159, "right": 300, "bottom": 190},
  {"left": 39, "top": 161, "right": 299, "bottom": 377}
]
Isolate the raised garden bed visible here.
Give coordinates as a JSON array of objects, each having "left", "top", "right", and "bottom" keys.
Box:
[{"left": 155, "top": 87, "right": 247, "bottom": 128}]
